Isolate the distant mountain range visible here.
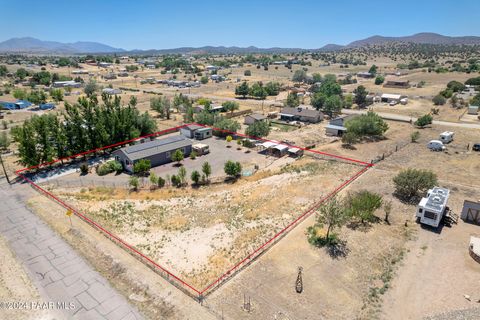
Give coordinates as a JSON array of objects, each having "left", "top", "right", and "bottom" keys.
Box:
[
  {"left": 1, "top": 33, "right": 480, "bottom": 55},
  {"left": 0, "top": 37, "right": 124, "bottom": 54}
]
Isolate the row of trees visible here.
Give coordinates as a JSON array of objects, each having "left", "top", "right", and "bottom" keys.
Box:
[
  {"left": 235, "top": 81, "right": 281, "bottom": 99},
  {"left": 12, "top": 95, "right": 156, "bottom": 167}
]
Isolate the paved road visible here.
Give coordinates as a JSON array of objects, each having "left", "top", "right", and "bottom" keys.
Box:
[
  {"left": 341, "top": 109, "right": 480, "bottom": 129},
  {"left": 0, "top": 180, "right": 143, "bottom": 320}
]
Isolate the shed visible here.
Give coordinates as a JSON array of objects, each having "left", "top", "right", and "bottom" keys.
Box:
[
  {"left": 325, "top": 124, "right": 347, "bottom": 136},
  {"left": 383, "top": 79, "right": 411, "bottom": 88},
  {"left": 461, "top": 200, "right": 480, "bottom": 225},
  {"left": 113, "top": 135, "right": 192, "bottom": 173},
  {"left": 192, "top": 143, "right": 210, "bottom": 155},
  {"left": 468, "top": 105, "right": 479, "bottom": 115},
  {"left": 288, "top": 147, "right": 303, "bottom": 157},
  {"left": 381, "top": 93, "right": 405, "bottom": 103},
  {"left": 180, "top": 124, "right": 204, "bottom": 138},
  {"left": 194, "top": 127, "right": 213, "bottom": 140},
  {"left": 244, "top": 113, "right": 267, "bottom": 125}
]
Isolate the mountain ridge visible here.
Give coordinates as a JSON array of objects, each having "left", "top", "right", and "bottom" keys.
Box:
[{"left": 1, "top": 33, "right": 479, "bottom": 54}]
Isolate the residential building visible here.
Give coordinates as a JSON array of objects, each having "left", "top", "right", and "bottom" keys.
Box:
[
  {"left": 244, "top": 113, "right": 267, "bottom": 125},
  {"left": 280, "top": 106, "right": 324, "bottom": 123},
  {"left": 383, "top": 79, "right": 411, "bottom": 88},
  {"left": 113, "top": 135, "right": 192, "bottom": 173}
]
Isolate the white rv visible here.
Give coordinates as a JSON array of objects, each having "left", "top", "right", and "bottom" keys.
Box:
[
  {"left": 439, "top": 131, "right": 454, "bottom": 144},
  {"left": 416, "top": 187, "right": 450, "bottom": 228},
  {"left": 427, "top": 140, "right": 446, "bottom": 151}
]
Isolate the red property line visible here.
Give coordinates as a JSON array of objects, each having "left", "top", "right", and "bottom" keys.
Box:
[{"left": 15, "top": 123, "right": 372, "bottom": 299}]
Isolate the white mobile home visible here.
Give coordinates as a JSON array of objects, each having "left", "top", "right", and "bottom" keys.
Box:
[{"left": 416, "top": 187, "right": 450, "bottom": 228}]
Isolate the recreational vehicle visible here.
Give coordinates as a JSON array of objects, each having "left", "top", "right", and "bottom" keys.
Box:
[
  {"left": 427, "top": 140, "right": 446, "bottom": 151},
  {"left": 439, "top": 131, "right": 454, "bottom": 144},
  {"left": 416, "top": 187, "right": 450, "bottom": 228}
]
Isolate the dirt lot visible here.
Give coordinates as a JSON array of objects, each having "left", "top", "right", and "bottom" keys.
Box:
[{"left": 43, "top": 154, "right": 360, "bottom": 290}]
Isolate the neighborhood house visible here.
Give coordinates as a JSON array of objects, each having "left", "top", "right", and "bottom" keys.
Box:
[
  {"left": 244, "top": 113, "right": 267, "bottom": 125},
  {"left": 113, "top": 135, "right": 193, "bottom": 173},
  {"left": 280, "top": 106, "right": 324, "bottom": 123}
]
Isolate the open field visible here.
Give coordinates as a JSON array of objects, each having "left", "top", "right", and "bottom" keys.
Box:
[{"left": 40, "top": 152, "right": 362, "bottom": 291}]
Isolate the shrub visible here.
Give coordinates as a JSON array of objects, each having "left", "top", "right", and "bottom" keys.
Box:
[
  {"left": 171, "top": 149, "right": 184, "bottom": 164},
  {"left": 393, "top": 168, "right": 438, "bottom": 201},
  {"left": 133, "top": 159, "right": 151, "bottom": 175},
  {"left": 341, "top": 131, "right": 359, "bottom": 145},
  {"left": 345, "top": 111, "right": 389, "bottom": 138},
  {"left": 244, "top": 70, "right": 251, "bottom": 76},
  {"left": 157, "top": 176, "right": 165, "bottom": 188},
  {"left": 414, "top": 114, "right": 433, "bottom": 128},
  {"left": 129, "top": 176, "right": 139, "bottom": 191},
  {"left": 346, "top": 190, "right": 383, "bottom": 224},
  {"left": 80, "top": 162, "right": 89, "bottom": 175},
  {"left": 171, "top": 174, "right": 181, "bottom": 187},
  {"left": 224, "top": 160, "right": 242, "bottom": 178},
  {"left": 410, "top": 131, "right": 420, "bottom": 143},
  {"left": 149, "top": 172, "right": 158, "bottom": 185},
  {"left": 432, "top": 95, "right": 446, "bottom": 106},
  {"left": 190, "top": 151, "right": 197, "bottom": 160},
  {"left": 191, "top": 170, "right": 201, "bottom": 185},
  {"left": 374, "top": 75, "right": 385, "bottom": 85}
]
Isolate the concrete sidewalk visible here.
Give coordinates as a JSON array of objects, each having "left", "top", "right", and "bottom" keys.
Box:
[{"left": 0, "top": 180, "right": 143, "bottom": 320}]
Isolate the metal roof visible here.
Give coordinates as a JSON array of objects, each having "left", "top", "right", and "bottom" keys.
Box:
[
  {"left": 182, "top": 124, "right": 204, "bottom": 131},
  {"left": 325, "top": 124, "right": 347, "bottom": 131},
  {"left": 281, "top": 107, "right": 323, "bottom": 118},
  {"left": 120, "top": 135, "right": 192, "bottom": 161},
  {"left": 421, "top": 187, "right": 450, "bottom": 212},
  {"left": 381, "top": 93, "right": 402, "bottom": 99}
]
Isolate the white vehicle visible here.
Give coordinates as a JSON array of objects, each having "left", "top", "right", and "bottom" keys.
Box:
[
  {"left": 416, "top": 187, "right": 450, "bottom": 228},
  {"left": 439, "top": 131, "right": 454, "bottom": 144},
  {"left": 427, "top": 140, "right": 446, "bottom": 151}
]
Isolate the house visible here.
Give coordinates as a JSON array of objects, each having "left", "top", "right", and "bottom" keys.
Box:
[
  {"left": 98, "top": 62, "right": 112, "bottom": 68},
  {"left": 72, "top": 70, "right": 89, "bottom": 75},
  {"left": 416, "top": 187, "right": 450, "bottom": 228},
  {"left": 194, "top": 128, "right": 213, "bottom": 140},
  {"left": 113, "top": 135, "right": 192, "bottom": 173},
  {"left": 0, "top": 100, "right": 32, "bottom": 110},
  {"left": 244, "top": 113, "right": 267, "bottom": 125},
  {"left": 118, "top": 72, "right": 128, "bottom": 77},
  {"left": 104, "top": 73, "right": 117, "bottom": 80},
  {"left": 280, "top": 106, "right": 323, "bottom": 123},
  {"left": 380, "top": 93, "right": 406, "bottom": 104},
  {"left": 210, "top": 74, "right": 225, "bottom": 82},
  {"left": 180, "top": 124, "right": 204, "bottom": 138},
  {"left": 357, "top": 72, "right": 374, "bottom": 78},
  {"left": 193, "top": 105, "right": 205, "bottom": 113},
  {"left": 53, "top": 80, "right": 81, "bottom": 88},
  {"left": 102, "top": 88, "right": 122, "bottom": 95},
  {"left": 383, "top": 79, "right": 411, "bottom": 89}
]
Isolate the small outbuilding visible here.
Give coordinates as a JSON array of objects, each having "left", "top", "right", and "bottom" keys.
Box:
[
  {"left": 461, "top": 200, "right": 480, "bottom": 225},
  {"left": 383, "top": 79, "right": 411, "bottom": 89},
  {"left": 468, "top": 105, "right": 479, "bottom": 115},
  {"left": 194, "top": 127, "right": 213, "bottom": 140},
  {"left": 244, "top": 113, "right": 267, "bottom": 125},
  {"left": 381, "top": 93, "right": 406, "bottom": 104},
  {"left": 288, "top": 147, "right": 303, "bottom": 157},
  {"left": 180, "top": 124, "right": 204, "bottom": 138}
]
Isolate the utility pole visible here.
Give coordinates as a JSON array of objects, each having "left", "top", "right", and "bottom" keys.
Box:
[{"left": 0, "top": 153, "right": 10, "bottom": 184}]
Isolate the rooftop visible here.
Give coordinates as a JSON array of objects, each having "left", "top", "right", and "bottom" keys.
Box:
[{"left": 120, "top": 135, "right": 192, "bottom": 161}]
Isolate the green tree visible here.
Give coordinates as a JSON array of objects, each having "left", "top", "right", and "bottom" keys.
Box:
[
  {"left": 0, "top": 132, "right": 10, "bottom": 150},
  {"left": 191, "top": 170, "right": 201, "bottom": 185},
  {"left": 323, "top": 95, "right": 343, "bottom": 117},
  {"left": 202, "top": 161, "right": 212, "bottom": 181},
  {"left": 285, "top": 92, "right": 300, "bottom": 108},
  {"left": 84, "top": 80, "right": 98, "bottom": 97},
  {"left": 235, "top": 81, "right": 250, "bottom": 98},
  {"left": 368, "top": 65, "right": 378, "bottom": 75},
  {"left": 446, "top": 80, "right": 465, "bottom": 93},
  {"left": 374, "top": 75, "right": 385, "bottom": 85},
  {"left": 345, "top": 111, "right": 389, "bottom": 138},
  {"left": 249, "top": 82, "right": 267, "bottom": 99},
  {"left": 353, "top": 85, "right": 368, "bottom": 108},
  {"left": 16, "top": 68, "right": 28, "bottom": 80},
  {"left": 224, "top": 160, "right": 242, "bottom": 178},
  {"left": 341, "top": 131, "right": 359, "bottom": 146},
  {"left": 292, "top": 69, "right": 307, "bottom": 83},
  {"left": 157, "top": 176, "right": 166, "bottom": 188},
  {"left": 149, "top": 172, "right": 158, "bottom": 186},
  {"left": 27, "top": 90, "right": 47, "bottom": 104},
  {"left": 134, "top": 159, "right": 151, "bottom": 175},
  {"left": 178, "top": 166, "right": 187, "bottom": 186},
  {"left": 410, "top": 131, "right": 420, "bottom": 142},
  {"left": 244, "top": 70, "right": 251, "bottom": 76},
  {"left": 222, "top": 101, "right": 239, "bottom": 114},
  {"left": 13, "top": 89, "right": 27, "bottom": 100},
  {"left": 312, "top": 73, "right": 323, "bottom": 83},
  {"left": 50, "top": 88, "right": 64, "bottom": 102},
  {"left": 0, "top": 65, "right": 8, "bottom": 77},
  {"left": 200, "top": 75, "right": 209, "bottom": 84},
  {"left": 264, "top": 81, "right": 281, "bottom": 96},
  {"left": 414, "top": 114, "right": 433, "bottom": 128},
  {"left": 150, "top": 96, "right": 171, "bottom": 119},
  {"left": 245, "top": 120, "right": 270, "bottom": 138},
  {"left": 344, "top": 93, "right": 353, "bottom": 109},
  {"left": 432, "top": 95, "right": 446, "bottom": 106},
  {"left": 393, "top": 168, "right": 438, "bottom": 201},
  {"left": 171, "top": 149, "right": 184, "bottom": 165},
  {"left": 346, "top": 190, "right": 383, "bottom": 224},
  {"left": 308, "top": 197, "right": 349, "bottom": 245},
  {"left": 129, "top": 176, "right": 139, "bottom": 191}
]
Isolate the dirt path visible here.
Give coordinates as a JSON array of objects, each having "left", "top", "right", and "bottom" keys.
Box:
[{"left": 381, "top": 218, "right": 480, "bottom": 319}]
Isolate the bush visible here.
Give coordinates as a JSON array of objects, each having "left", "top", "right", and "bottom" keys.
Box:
[
  {"left": 410, "top": 131, "right": 420, "bottom": 142},
  {"left": 191, "top": 170, "right": 201, "bottom": 185},
  {"left": 171, "top": 174, "right": 181, "bottom": 187},
  {"left": 414, "top": 114, "right": 433, "bottom": 128},
  {"left": 446, "top": 80, "right": 465, "bottom": 93},
  {"left": 97, "top": 160, "right": 123, "bottom": 176},
  {"left": 341, "top": 131, "right": 359, "bottom": 145},
  {"left": 171, "top": 149, "right": 184, "bottom": 164},
  {"left": 244, "top": 70, "right": 251, "bottom": 76},
  {"left": 129, "top": 176, "right": 139, "bottom": 191},
  {"left": 190, "top": 151, "right": 197, "bottom": 160},
  {"left": 224, "top": 160, "right": 242, "bottom": 178},
  {"left": 157, "top": 176, "right": 165, "bottom": 188},
  {"left": 393, "top": 168, "right": 438, "bottom": 201},
  {"left": 374, "top": 75, "right": 385, "bottom": 85},
  {"left": 432, "top": 95, "right": 446, "bottom": 106},
  {"left": 133, "top": 159, "right": 151, "bottom": 175},
  {"left": 346, "top": 190, "right": 383, "bottom": 224},
  {"left": 80, "top": 162, "right": 89, "bottom": 175}
]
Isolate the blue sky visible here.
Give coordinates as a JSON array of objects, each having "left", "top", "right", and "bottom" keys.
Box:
[{"left": 2, "top": 0, "right": 479, "bottom": 50}]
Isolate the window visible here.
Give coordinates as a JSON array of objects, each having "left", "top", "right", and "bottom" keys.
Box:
[
  {"left": 115, "top": 156, "right": 120, "bottom": 161},
  {"left": 125, "top": 159, "right": 130, "bottom": 165},
  {"left": 424, "top": 211, "right": 437, "bottom": 220},
  {"left": 166, "top": 151, "right": 171, "bottom": 159},
  {"left": 418, "top": 208, "right": 423, "bottom": 213}
]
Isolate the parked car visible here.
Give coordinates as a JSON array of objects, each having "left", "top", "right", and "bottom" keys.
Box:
[
  {"left": 473, "top": 143, "right": 480, "bottom": 152},
  {"left": 427, "top": 140, "right": 446, "bottom": 151}
]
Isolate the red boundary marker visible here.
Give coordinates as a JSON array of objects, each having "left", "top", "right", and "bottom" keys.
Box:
[{"left": 15, "top": 123, "right": 373, "bottom": 300}]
